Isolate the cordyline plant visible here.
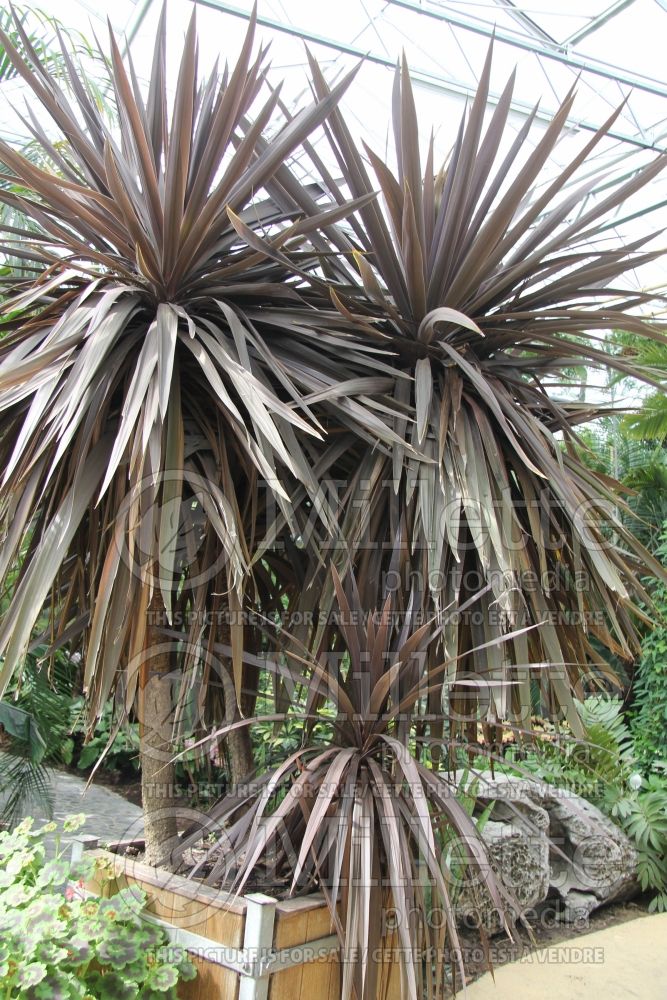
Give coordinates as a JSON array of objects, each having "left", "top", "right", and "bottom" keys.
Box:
[
  {"left": 0, "top": 7, "right": 392, "bottom": 864},
  {"left": 244, "top": 47, "right": 667, "bottom": 749},
  {"left": 174, "top": 568, "right": 523, "bottom": 1000}
]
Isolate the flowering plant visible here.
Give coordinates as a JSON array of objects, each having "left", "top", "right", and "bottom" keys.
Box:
[{"left": 0, "top": 815, "right": 196, "bottom": 998}]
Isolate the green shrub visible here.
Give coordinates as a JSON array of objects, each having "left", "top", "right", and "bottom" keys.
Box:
[
  {"left": 0, "top": 815, "right": 196, "bottom": 998},
  {"left": 0, "top": 649, "right": 78, "bottom": 824},
  {"left": 515, "top": 696, "right": 634, "bottom": 802},
  {"left": 70, "top": 699, "right": 140, "bottom": 776},
  {"left": 605, "top": 771, "right": 667, "bottom": 911},
  {"left": 631, "top": 531, "right": 667, "bottom": 771}
]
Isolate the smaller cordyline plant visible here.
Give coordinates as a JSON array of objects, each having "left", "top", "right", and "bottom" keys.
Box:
[
  {"left": 0, "top": 813, "right": 197, "bottom": 998},
  {"left": 173, "top": 568, "right": 533, "bottom": 1000}
]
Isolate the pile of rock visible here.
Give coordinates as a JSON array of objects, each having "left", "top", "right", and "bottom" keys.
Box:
[{"left": 455, "top": 773, "right": 638, "bottom": 933}]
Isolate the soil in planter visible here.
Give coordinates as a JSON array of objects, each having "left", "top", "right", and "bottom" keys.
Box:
[{"left": 114, "top": 842, "right": 295, "bottom": 899}]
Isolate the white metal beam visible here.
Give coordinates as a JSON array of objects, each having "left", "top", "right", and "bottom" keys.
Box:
[
  {"left": 561, "top": 0, "right": 638, "bottom": 48},
  {"left": 193, "top": 0, "right": 667, "bottom": 154}
]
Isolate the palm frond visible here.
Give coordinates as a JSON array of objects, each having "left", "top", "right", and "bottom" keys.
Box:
[
  {"left": 0, "top": 746, "right": 53, "bottom": 826},
  {"left": 623, "top": 392, "right": 667, "bottom": 442}
]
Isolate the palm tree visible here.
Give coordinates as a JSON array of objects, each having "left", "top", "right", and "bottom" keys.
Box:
[
  {"left": 0, "top": 5, "right": 106, "bottom": 279},
  {"left": 578, "top": 418, "right": 667, "bottom": 551},
  {"left": 172, "top": 49, "right": 667, "bottom": 998},
  {"left": 0, "top": 6, "right": 96, "bottom": 84},
  {"left": 614, "top": 330, "right": 667, "bottom": 442},
  {"left": 0, "top": 7, "right": 115, "bottom": 823}
]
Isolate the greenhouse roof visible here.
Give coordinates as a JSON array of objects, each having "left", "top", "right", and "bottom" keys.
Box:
[{"left": 2, "top": 0, "right": 667, "bottom": 297}]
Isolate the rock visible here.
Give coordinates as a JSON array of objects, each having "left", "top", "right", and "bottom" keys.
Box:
[
  {"left": 457, "top": 818, "right": 551, "bottom": 934},
  {"left": 453, "top": 772, "right": 638, "bottom": 933},
  {"left": 545, "top": 786, "right": 638, "bottom": 920}
]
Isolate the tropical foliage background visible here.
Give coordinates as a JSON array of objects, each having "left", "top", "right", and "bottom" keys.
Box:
[{"left": 0, "top": 6, "right": 666, "bottom": 996}]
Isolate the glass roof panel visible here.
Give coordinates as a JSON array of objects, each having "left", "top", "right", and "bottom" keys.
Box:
[
  {"left": 573, "top": 0, "right": 667, "bottom": 83},
  {"left": 489, "top": 0, "right": 619, "bottom": 46},
  {"left": 1, "top": 0, "right": 665, "bottom": 293}
]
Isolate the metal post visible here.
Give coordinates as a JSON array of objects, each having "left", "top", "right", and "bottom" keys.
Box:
[
  {"left": 238, "top": 893, "right": 277, "bottom": 1000},
  {"left": 69, "top": 834, "right": 99, "bottom": 863}
]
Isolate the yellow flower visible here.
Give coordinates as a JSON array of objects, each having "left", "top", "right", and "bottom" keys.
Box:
[{"left": 63, "top": 813, "right": 87, "bottom": 833}]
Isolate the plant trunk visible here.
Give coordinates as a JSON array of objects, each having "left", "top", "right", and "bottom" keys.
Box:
[
  {"left": 221, "top": 623, "right": 255, "bottom": 789},
  {"left": 140, "top": 591, "right": 178, "bottom": 869},
  {"left": 227, "top": 719, "right": 254, "bottom": 787}
]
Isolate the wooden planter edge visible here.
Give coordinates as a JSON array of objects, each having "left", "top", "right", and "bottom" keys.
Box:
[
  {"left": 102, "top": 838, "right": 334, "bottom": 916},
  {"left": 72, "top": 836, "right": 342, "bottom": 1000}
]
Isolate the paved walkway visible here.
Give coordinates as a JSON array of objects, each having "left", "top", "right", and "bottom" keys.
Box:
[
  {"left": 1, "top": 759, "right": 143, "bottom": 854},
  {"left": 465, "top": 912, "right": 667, "bottom": 1000},
  {"left": 46, "top": 768, "right": 144, "bottom": 847}
]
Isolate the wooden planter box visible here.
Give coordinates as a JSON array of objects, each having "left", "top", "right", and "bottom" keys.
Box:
[{"left": 76, "top": 838, "right": 402, "bottom": 1000}]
